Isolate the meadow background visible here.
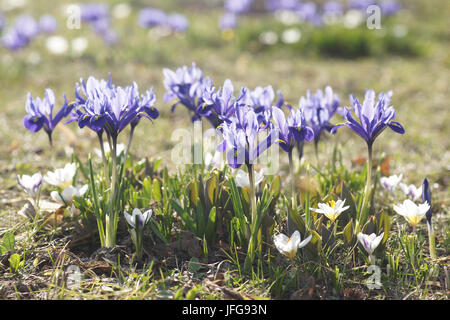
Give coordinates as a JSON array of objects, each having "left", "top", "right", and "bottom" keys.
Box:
[{"left": 0, "top": 0, "right": 448, "bottom": 299}]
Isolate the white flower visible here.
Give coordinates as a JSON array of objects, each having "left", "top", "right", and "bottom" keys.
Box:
[
  {"left": 235, "top": 169, "right": 264, "bottom": 188},
  {"left": 281, "top": 28, "right": 301, "bottom": 44},
  {"left": 310, "top": 199, "right": 349, "bottom": 223},
  {"left": 112, "top": 3, "right": 131, "bottom": 19},
  {"left": 124, "top": 208, "right": 153, "bottom": 229},
  {"left": 399, "top": 183, "right": 422, "bottom": 201},
  {"left": 274, "top": 230, "right": 312, "bottom": 260},
  {"left": 93, "top": 142, "right": 126, "bottom": 158},
  {"left": 259, "top": 31, "right": 278, "bottom": 45},
  {"left": 51, "top": 185, "right": 88, "bottom": 205},
  {"left": 343, "top": 9, "right": 364, "bottom": 29},
  {"left": 380, "top": 174, "right": 403, "bottom": 192},
  {"left": 18, "top": 202, "right": 36, "bottom": 219},
  {"left": 44, "top": 163, "right": 77, "bottom": 188},
  {"left": 46, "top": 35, "right": 69, "bottom": 55},
  {"left": 17, "top": 172, "right": 42, "bottom": 198},
  {"left": 393, "top": 199, "right": 430, "bottom": 228},
  {"left": 357, "top": 232, "right": 384, "bottom": 256},
  {"left": 71, "top": 37, "right": 88, "bottom": 56}
]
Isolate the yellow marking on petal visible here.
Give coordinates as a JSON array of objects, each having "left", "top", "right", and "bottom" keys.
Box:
[
  {"left": 33, "top": 116, "right": 39, "bottom": 123},
  {"left": 297, "top": 126, "right": 301, "bottom": 132},
  {"left": 407, "top": 215, "right": 423, "bottom": 228},
  {"left": 276, "top": 139, "right": 287, "bottom": 144},
  {"left": 329, "top": 200, "right": 336, "bottom": 208}
]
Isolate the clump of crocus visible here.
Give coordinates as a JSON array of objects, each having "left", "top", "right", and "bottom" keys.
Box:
[
  {"left": 43, "top": 163, "right": 77, "bottom": 189},
  {"left": 332, "top": 90, "right": 405, "bottom": 225},
  {"left": 274, "top": 230, "right": 312, "bottom": 261},
  {"left": 393, "top": 199, "right": 430, "bottom": 232},
  {"left": 23, "top": 88, "right": 73, "bottom": 147},
  {"left": 357, "top": 232, "right": 384, "bottom": 263},
  {"left": 380, "top": 174, "right": 403, "bottom": 193},
  {"left": 124, "top": 208, "right": 153, "bottom": 260},
  {"left": 310, "top": 199, "right": 349, "bottom": 223},
  {"left": 422, "top": 178, "right": 436, "bottom": 259},
  {"left": 399, "top": 183, "right": 422, "bottom": 201},
  {"left": 17, "top": 172, "right": 42, "bottom": 209},
  {"left": 50, "top": 185, "right": 88, "bottom": 206}
]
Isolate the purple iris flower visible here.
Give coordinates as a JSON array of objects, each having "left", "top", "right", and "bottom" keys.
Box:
[
  {"left": 23, "top": 89, "right": 73, "bottom": 145},
  {"left": 201, "top": 79, "right": 248, "bottom": 127},
  {"left": 422, "top": 178, "right": 432, "bottom": 225},
  {"left": 219, "top": 13, "right": 238, "bottom": 30},
  {"left": 217, "top": 106, "right": 275, "bottom": 168},
  {"left": 323, "top": 1, "right": 344, "bottom": 16},
  {"left": 81, "top": 3, "right": 109, "bottom": 22},
  {"left": 73, "top": 75, "right": 158, "bottom": 140},
  {"left": 163, "top": 63, "right": 216, "bottom": 125},
  {"left": 331, "top": 89, "right": 405, "bottom": 148},
  {"left": 39, "top": 14, "right": 57, "bottom": 34},
  {"left": 300, "top": 86, "right": 340, "bottom": 145},
  {"left": 271, "top": 106, "right": 314, "bottom": 154},
  {"left": 244, "top": 85, "right": 284, "bottom": 114},
  {"left": 225, "top": 0, "right": 253, "bottom": 14},
  {"left": 138, "top": 8, "right": 167, "bottom": 28},
  {"left": 166, "top": 13, "right": 189, "bottom": 32}
]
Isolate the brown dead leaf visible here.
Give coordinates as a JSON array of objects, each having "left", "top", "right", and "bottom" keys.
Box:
[{"left": 380, "top": 156, "right": 391, "bottom": 176}]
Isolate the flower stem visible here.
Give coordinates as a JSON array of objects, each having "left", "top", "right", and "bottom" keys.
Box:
[
  {"left": 105, "top": 137, "right": 118, "bottom": 248},
  {"left": 360, "top": 144, "right": 373, "bottom": 224},
  {"left": 125, "top": 125, "right": 135, "bottom": 162},
  {"left": 288, "top": 151, "right": 296, "bottom": 233},
  {"left": 98, "top": 132, "right": 110, "bottom": 185},
  {"left": 428, "top": 224, "right": 437, "bottom": 260},
  {"left": 244, "top": 163, "right": 257, "bottom": 272}
]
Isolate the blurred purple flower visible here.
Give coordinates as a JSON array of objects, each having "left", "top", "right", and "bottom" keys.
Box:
[
  {"left": 225, "top": 0, "right": 253, "bottom": 14},
  {"left": 380, "top": 1, "right": 403, "bottom": 16},
  {"left": 138, "top": 8, "right": 167, "bottom": 28},
  {"left": 219, "top": 13, "right": 238, "bottom": 30},
  {"left": 81, "top": 3, "right": 109, "bottom": 22},
  {"left": 266, "top": 0, "right": 301, "bottom": 11},
  {"left": 166, "top": 13, "right": 189, "bottom": 32},
  {"left": 39, "top": 14, "right": 57, "bottom": 34}
]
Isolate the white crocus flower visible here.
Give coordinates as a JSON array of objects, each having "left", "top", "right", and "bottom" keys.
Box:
[
  {"left": 310, "top": 199, "right": 349, "bottom": 223},
  {"left": 44, "top": 163, "right": 76, "bottom": 188},
  {"left": 380, "top": 174, "right": 403, "bottom": 192},
  {"left": 17, "top": 172, "right": 42, "bottom": 198},
  {"left": 51, "top": 185, "right": 88, "bottom": 205},
  {"left": 124, "top": 208, "right": 153, "bottom": 229},
  {"left": 393, "top": 199, "right": 430, "bottom": 228},
  {"left": 204, "top": 151, "right": 224, "bottom": 170},
  {"left": 399, "top": 183, "right": 422, "bottom": 201},
  {"left": 274, "top": 230, "right": 312, "bottom": 260},
  {"left": 357, "top": 232, "right": 384, "bottom": 256},
  {"left": 235, "top": 169, "right": 264, "bottom": 188},
  {"left": 46, "top": 35, "right": 69, "bottom": 55}
]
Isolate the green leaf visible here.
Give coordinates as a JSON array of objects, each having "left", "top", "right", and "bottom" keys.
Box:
[
  {"left": 0, "top": 245, "right": 7, "bottom": 255},
  {"left": 9, "top": 253, "right": 21, "bottom": 273},
  {"left": 185, "top": 287, "right": 198, "bottom": 300},
  {"left": 205, "top": 175, "right": 218, "bottom": 205},
  {"left": 270, "top": 175, "right": 281, "bottom": 197},
  {"left": 341, "top": 182, "right": 357, "bottom": 222},
  {"left": 205, "top": 207, "right": 217, "bottom": 243},
  {"left": 152, "top": 179, "right": 162, "bottom": 202},
  {"left": 379, "top": 211, "right": 391, "bottom": 244},
  {"left": 188, "top": 257, "right": 201, "bottom": 273},
  {"left": 2, "top": 232, "right": 15, "bottom": 253},
  {"left": 187, "top": 181, "right": 199, "bottom": 207},
  {"left": 343, "top": 219, "right": 353, "bottom": 244}
]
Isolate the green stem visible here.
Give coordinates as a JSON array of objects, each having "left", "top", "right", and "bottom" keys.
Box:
[
  {"left": 360, "top": 144, "right": 373, "bottom": 224},
  {"left": 288, "top": 152, "right": 296, "bottom": 234},
  {"left": 244, "top": 163, "right": 257, "bottom": 272},
  {"left": 105, "top": 137, "right": 118, "bottom": 248},
  {"left": 428, "top": 223, "right": 437, "bottom": 260},
  {"left": 98, "top": 133, "right": 110, "bottom": 185}
]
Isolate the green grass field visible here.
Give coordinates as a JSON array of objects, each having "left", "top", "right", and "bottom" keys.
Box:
[{"left": 0, "top": 0, "right": 448, "bottom": 300}]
